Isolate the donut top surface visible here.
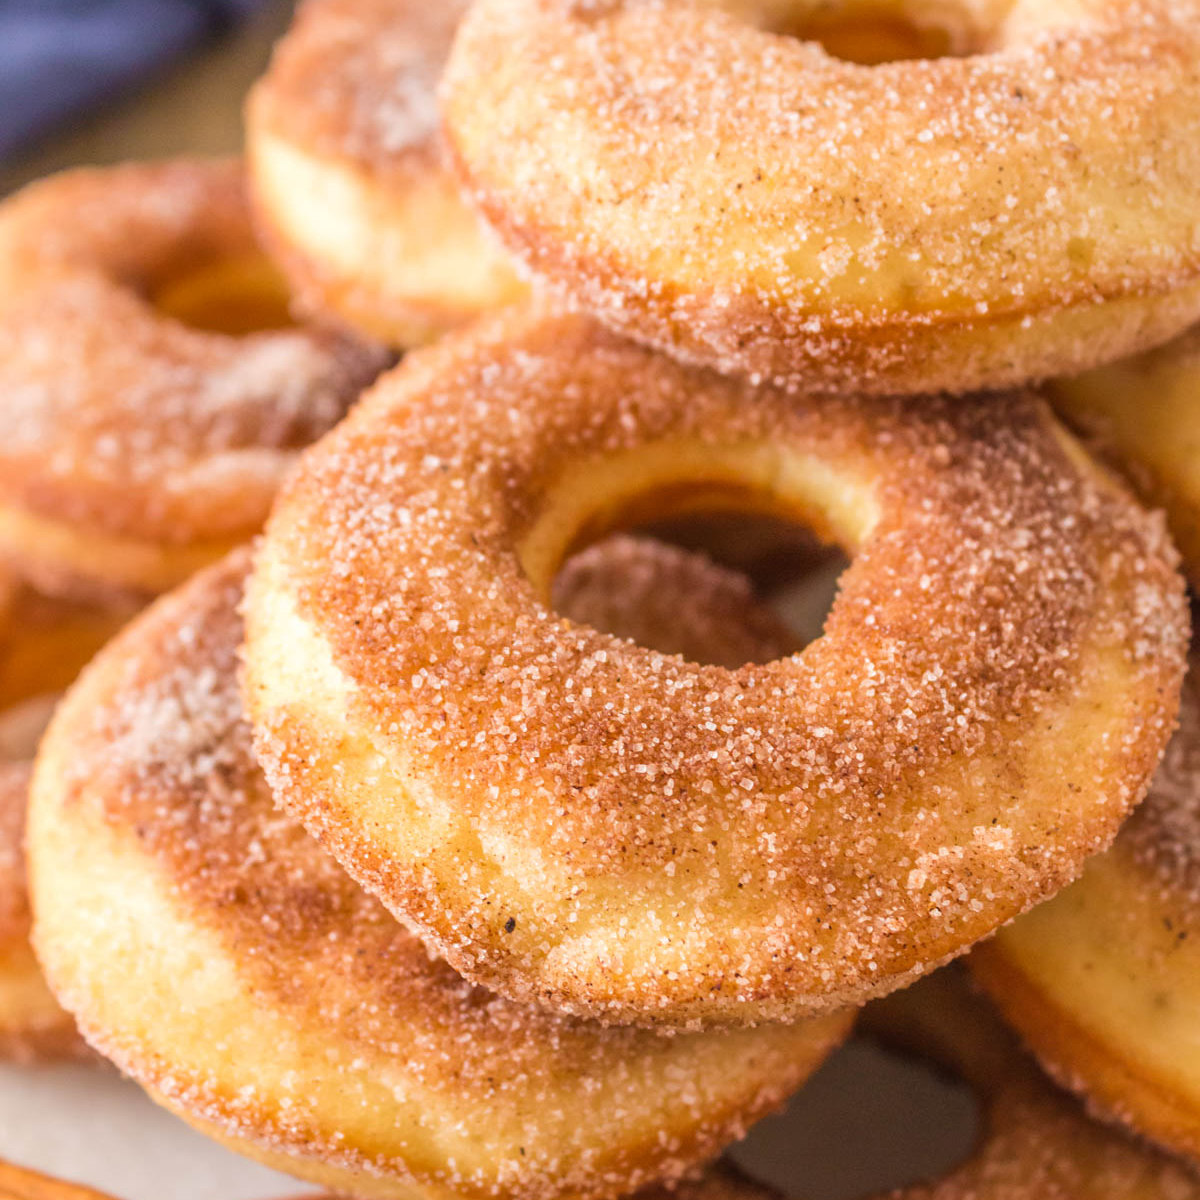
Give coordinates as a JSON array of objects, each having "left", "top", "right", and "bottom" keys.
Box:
[
  {"left": 449, "top": 0, "right": 1200, "bottom": 315},
  {"left": 246, "top": 308, "right": 1188, "bottom": 1023},
  {"left": 0, "top": 158, "right": 387, "bottom": 547},
  {"left": 443, "top": 0, "right": 1200, "bottom": 392},
  {"left": 251, "top": 0, "right": 463, "bottom": 179}
]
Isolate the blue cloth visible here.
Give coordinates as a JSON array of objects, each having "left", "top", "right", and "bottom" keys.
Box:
[{"left": 0, "top": 0, "right": 268, "bottom": 161}]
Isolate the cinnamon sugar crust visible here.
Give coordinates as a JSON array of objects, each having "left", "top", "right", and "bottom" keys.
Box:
[
  {"left": 243, "top": 307, "right": 1188, "bottom": 1028},
  {"left": 974, "top": 641, "right": 1200, "bottom": 1164},
  {"left": 28, "top": 547, "right": 848, "bottom": 1200},
  {"left": 0, "top": 158, "right": 389, "bottom": 598},
  {"left": 246, "top": 0, "right": 526, "bottom": 347},
  {"left": 443, "top": 0, "right": 1200, "bottom": 395}
]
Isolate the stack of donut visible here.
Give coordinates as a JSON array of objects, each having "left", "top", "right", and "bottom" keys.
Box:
[{"left": 1, "top": 0, "right": 1199, "bottom": 1196}]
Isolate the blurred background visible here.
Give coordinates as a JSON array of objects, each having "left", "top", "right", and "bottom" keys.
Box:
[{"left": 0, "top": 0, "right": 292, "bottom": 194}]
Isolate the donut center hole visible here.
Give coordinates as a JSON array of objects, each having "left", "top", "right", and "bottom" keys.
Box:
[
  {"left": 730, "top": 1037, "right": 980, "bottom": 1198},
  {"left": 762, "top": 3, "right": 981, "bottom": 63},
  {"left": 551, "top": 511, "right": 850, "bottom": 668},
  {"left": 151, "top": 256, "right": 296, "bottom": 334}
]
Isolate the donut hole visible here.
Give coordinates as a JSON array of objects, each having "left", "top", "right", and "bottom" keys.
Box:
[
  {"left": 730, "top": 1037, "right": 980, "bottom": 1198},
  {"left": 784, "top": 13, "right": 955, "bottom": 63},
  {"left": 551, "top": 510, "right": 850, "bottom": 668},
  {"left": 753, "top": 2, "right": 985, "bottom": 63},
  {"left": 151, "top": 256, "right": 296, "bottom": 335}
]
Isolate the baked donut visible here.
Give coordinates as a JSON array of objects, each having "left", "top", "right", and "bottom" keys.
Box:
[
  {"left": 0, "top": 573, "right": 136, "bottom": 1062},
  {"left": 246, "top": 0, "right": 525, "bottom": 348},
  {"left": 1048, "top": 323, "right": 1200, "bottom": 587},
  {"left": 0, "top": 748, "right": 79, "bottom": 1063},
  {"left": 29, "top": 546, "right": 849, "bottom": 1200},
  {"left": 0, "top": 157, "right": 388, "bottom": 600},
  {"left": 857, "top": 969, "right": 1200, "bottom": 1200},
  {"left": 971, "top": 639, "right": 1200, "bottom": 1164},
  {"left": 442, "top": 0, "right": 1200, "bottom": 396},
  {"left": 243, "top": 307, "right": 1187, "bottom": 1029}
]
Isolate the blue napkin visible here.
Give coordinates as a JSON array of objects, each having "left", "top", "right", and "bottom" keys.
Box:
[{"left": 0, "top": 0, "right": 268, "bottom": 161}]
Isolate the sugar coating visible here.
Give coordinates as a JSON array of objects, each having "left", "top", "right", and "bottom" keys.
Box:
[
  {"left": 244, "top": 308, "right": 1188, "bottom": 1027},
  {"left": 0, "top": 159, "right": 387, "bottom": 548},
  {"left": 252, "top": 0, "right": 465, "bottom": 174},
  {"left": 442, "top": 0, "right": 1200, "bottom": 394},
  {"left": 37, "top": 547, "right": 845, "bottom": 1199},
  {"left": 245, "top": 0, "right": 526, "bottom": 346}
]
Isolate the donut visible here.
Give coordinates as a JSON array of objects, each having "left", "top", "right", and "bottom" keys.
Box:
[
  {"left": 0, "top": 692, "right": 88, "bottom": 1063},
  {"left": 246, "top": 0, "right": 526, "bottom": 348},
  {"left": 857, "top": 969, "right": 1200, "bottom": 1200},
  {"left": 0, "top": 573, "right": 136, "bottom": 1062},
  {"left": 242, "top": 307, "right": 1187, "bottom": 1029},
  {"left": 1047, "top": 323, "right": 1200, "bottom": 587},
  {"left": 971, "top": 638, "right": 1200, "bottom": 1163},
  {"left": 0, "top": 752, "right": 80, "bottom": 1064},
  {"left": 28, "top": 546, "right": 849, "bottom": 1200},
  {"left": 0, "top": 157, "right": 388, "bottom": 600},
  {"left": 442, "top": 0, "right": 1200, "bottom": 396}
]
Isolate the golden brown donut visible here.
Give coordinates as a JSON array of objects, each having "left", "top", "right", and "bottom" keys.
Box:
[
  {"left": 0, "top": 755, "right": 79, "bottom": 1064},
  {"left": 0, "top": 158, "right": 388, "bottom": 600},
  {"left": 0, "top": 573, "right": 136, "bottom": 1062},
  {"left": 1048, "top": 323, "right": 1200, "bottom": 588},
  {"left": 443, "top": 0, "right": 1200, "bottom": 396},
  {"left": 971, "top": 639, "right": 1200, "bottom": 1164},
  {"left": 243, "top": 307, "right": 1187, "bottom": 1029},
  {"left": 246, "top": 0, "right": 526, "bottom": 347},
  {"left": 29, "top": 546, "right": 849, "bottom": 1200},
  {"left": 857, "top": 969, "right": 1200, "bottom": 1200}
]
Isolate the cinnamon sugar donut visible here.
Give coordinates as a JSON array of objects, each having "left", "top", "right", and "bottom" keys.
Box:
[
  {"left": 243, "top": 308, "right": 1188, "bottom": 1029},
  {"left": 971, "top": 641, "right": 1200, "bottom": 1164},
  {"left": 0, "top": 696, "right": 86, "bottom": 1063},
  {"left": 1048, "top": 324, "right": 1200, "bottom": 587},
  {"left": 0, "top": 158, "right": 388, "bottom": 600},
  {"left": 857, "top": 969, "right": 1200, "bottom": 1200},
  {"left": 0, "top": 574, "right": 136, "bottom": 1062},
  {"left": 246, "top": 0, "right": 525, "bottom": 348},
  {"left": 29, "top": 547, "right": 849, "bottom": 1200},
  {"left": 443, "top": 0, "right": 1200, "bottom": 396},
  {"left": 0, "top": 751, "right": 78, "bottom": 1064}
]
